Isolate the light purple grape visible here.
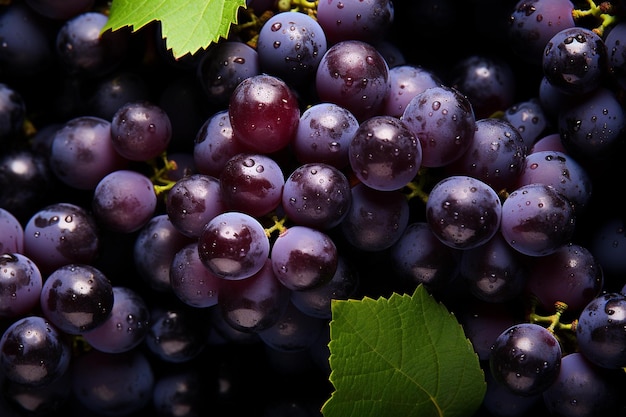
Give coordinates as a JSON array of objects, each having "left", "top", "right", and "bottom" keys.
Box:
[
  {"left": 315, "top": 40, "right": 389, "bottom": 121},
  {"left": 401, "top": 85, "right": 476, "bottom": 168},
  {"left": 501, "top": 98, "right": 548, "bottom": 152},
  {"left": 291, "top": 102, "right": 358, "bottom": 169},
  {"left": 165, "top": 174, "right": 225, "bottom": 238},
  {"left": 0, "top": 207, "right": 23, "bottom": 254},
  {"left": 197, "top": 211, "right": 270, "bottom": 280},
  {"left": 170, "top": 242, "right": 221, "bottom": 308},
  {"left": 426, "top": 175, "right": 502, "bottom": 250},
  {"left": 0, "top": 253, "right": 42, "bottom": 318},
  {"left": 316, "top": 0, "right": 394, "bottom": 44},
  {"left": 193, "top": 109, "right": 245, "bottom": 177},
  {"left": 23, "top": 203, "right": 100, "bottom": 276},
  {"left": 500, "top": 183, "right": 576, "bottom": 257},
  {"left": 82, "top": 286, "right": 150, "bottom": 353},
  {"left": 49, "top": 116, "right": 128, "bottom": 190},
  {"left": 382, "top": 64, "right": 441, "bottom": 118},
  {"left": 270, "top": 226, "right": 338, "bottom": 291},
  {"left": 92, "top": 169, "right": 158, "bottom": 233},
  {"left": 349, "top": 115, "right": 422, "bottom": 191},
  {"left": 281, "top": 162, "right": 352, "bottom": 230}
]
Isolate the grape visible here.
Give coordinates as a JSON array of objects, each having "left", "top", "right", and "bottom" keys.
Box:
[
  {"left": 0, "top": 83, "right": 26, "bottom": 142},
  {"left": 144, "top": 306, "right": 207, "bottom": 363},
  {"left": 529, "top": 133, "right": 567, "bottom": 154},
  {"left": 219, "top": 152, "right": 285, "bottom": 218},
  {"left": 256, "top": 11, "right": 327, "bottom": 86},
  {"left": 55, "top": 12, "right": 129, "bottom": 78},
  {"left": 169, "top": 242, "right": 221, "bottom": 308},
  {"left": 482, "top": 366, "right": 542, "bottom": 417},
  {"left": 542, "top": 352, "right": 623, "bottom": 416},
  {"left": 23, "top": 202, "right": 100, "bottom": 276},
  {"left": 381, "top": 64, "right": 441, "bottom": 118},
  {"left": 576, "top": 292, "right": 626, "bottom": 369},
  {"left": 39, "top": 263, "right": 114, "bottom": 334},
  {"left": 49, "top": 115, "right": 128, "bottom": 190},
  {"left": 152, "top": 369, "right": 211, "bottom": 417},
  {"left": 489, "top": 322, "right": 562, "bottom": 396},
  {"left": 589, "top": 216, "right": 626, "bottom": 278},
  {"left": 257, "top": 300, "right": 326, "bottom": 352},
  {"left": 197, "top": 211, "right": 271, "bottom": 280},
  {"left": 281, "top": 162, "right": 352, "bottom": 230},
  {"left": 193, "top": 109, "right": 245, "bottom": 177},
  {"left": 229, "top": 73, "right": 301, "bottom": 154},
  {"left": 605, "top": 22, "right": 626, "bottom": 90},
  {"left": 1, "top": 369, "right": 71, "bottom": 416},
  {"left": 348, "top": 115, "right": 422, "bottom": 191},
  {"left": 425, "top": 175, "right": 502, "bottom": 250},
  {"left": 196, "top": 40, "right": 260, "bottom": 108},
  {"left": 315, "top": 40, "right": 390, "bottom": 121},
  {"left": 84, "top": 71, "right": 149, "bottom": 121},
  {"left": 500, "top": 183, "right": 576, "bottom": 257},
  {"left": 0, "top": 253, "right": 43, "bottom": 319},
  {"left": 340, "top": 183, "right": 410, "bottom": 252},
  {"left": 291, "top": 102, "right": 359, "bottom": 169},
  {"left": 270, "top": 225, "right": 338, "bottom": 291},
  {"left": 316, "top": 0, "right": 395, "bottom": 44},
  {"left": 526, "top": 243, "right": 603, "bottom": 313},
  {"left": 508, "top": 0, "right": 576, "bottom": 66},
  {"left": 110, "top": 101, "right": 173, "bottom": 161},
  {"left": 501, "top": 98, "right": 549, "bottom": 152},
  {"left": 92, "top": 169, "right": 158, "bottom": 234},
  {"left": 401, "top": 85, "right": 476, "bottom": 168},
  {"left": 165, "top": 173, "right": 225, "bottom": 238},
  {"left": 0, "top": 208, "right": 24, "bottom": 254},
  {"left": 542, "top": 26, "right": 607, "bottom": 96},
  {"left": 446, "top": 118, "right": 526, "bottom": 192},
  {"left": 0, "top": 315, "right": 71, "bottom": 387},
  {"left": 25, "top": 0, "right": 95, "bottom": 20},
  {"left": 133, "top": 214, "right": 194, "bottom": 292},
  {"left": 71, "top": 349, "right": 153, "bottom": 416}
]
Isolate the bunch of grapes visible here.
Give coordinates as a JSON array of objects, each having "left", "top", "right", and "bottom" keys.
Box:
[{"left": 1, "top": 0, "right": 626, "bottom": 416}]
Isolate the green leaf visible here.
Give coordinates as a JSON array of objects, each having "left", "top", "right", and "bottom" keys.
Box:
[
  {"left": 323, "top": 285, "right": 486, "bottom": 417},
  {"left": 102, "top": 0, "right": 247, "bottom": 59}
]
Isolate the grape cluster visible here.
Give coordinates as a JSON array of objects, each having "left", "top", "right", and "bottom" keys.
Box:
[{"left": 1, "top": 0, "right": 626, "bottom": 416}]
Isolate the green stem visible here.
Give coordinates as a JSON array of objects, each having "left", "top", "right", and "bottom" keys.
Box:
[
  {"left": 264, "top": 215, "right": 288, "bottom": 238},
  {"left": 572, "top": 0, "right": 619, "bottom": 36},
  {"left": 403, "top": 169, "right": 430, "bottom": 204},
  {"left": 149, "top": 152, "right": 178, "bottom": 197}
]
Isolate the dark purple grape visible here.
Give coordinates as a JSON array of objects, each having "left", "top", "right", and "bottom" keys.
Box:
[
  {"left": 165, "top": 173, "right": 225, "bottom": 238},
  {"left": 49, "top": 116, "right": 128, "bottom": 190},
  {"left": 447, "top": 118, "right": 526, "bottom": 192},
  {"left": 460, "top": 232, "right": 529, "bottom": 303},
  {"left": 605, "top": 21, "right": 626, "bottom": 90},
  {"left": 39, "top": 263, "right": 114, "bottom": 335},
  {"left": 134, "top": 214, "right": 194, "bottom": 292},
  {"left": 542, "top": 352, "right": 623, "bottom": 416},
  {"left": 26, "top": 0, "right": 94, "bottom": 19},
  {"left": 482, "top": 364, "right": 542, "bottom": 416},
  {"left": 152, "top": 369, "right": 212, "bottom": 417},
  {"left": 81, "top": 286, "right": 150, "bottom": 354},
  {"left": 219, "top": 153, "right": 285, "bottom": 218},
  {"left": 110, "top": 100, "right": 172, "bottom": 161},
  {"left": 449, "top": 55, "right": 516, "bottom": 119},
  {"left": 500, "top": 183, "right": 576, "bottom": 257},
  {"left": 193, "top": 109, "right": 245, "bottom": 177},
  {"left": 316, "top": 0, "right": 394, "bottom": 44},
  {"left": 348, "top": 115, "right": 422, "bottom": 191},
  {"left": 489, "top": 322, "right": 562, "bottom": 396},
  {"left": 381, "top": 64, "right": 441, "bottom": 118},
  {"left": 576, "top": 292, "right": 626, "bottom": 369},
  {"left": 542, "top": 26, "right": 607, "bottom": 96},
  {"left": 425, "top": 175, "right": 502, "bottom": 250},
  {"left": 144, "top": 306, "right": 207, "bottom": 363},
  {"left": 270, "top": 226, "right": 338, "bottom": 291},
  {"left": 229, "top": 74, "right": 301, "bottom": 154},
  {"left": 340, "top": 183, "right": 410, "bottom": 252},
  {"left": 0, "top": 316, "right": 71, "bottom": 387},
  {"left": 291, "top": 102, "right": 359, "bottom": 169},
  {"left": 170, "top": 242, "right": 221, "bottom": 308},
  {"left": 0, "top": 83, "right": 26, "bottom": 142},
  {"left": 84, "top": 71, "right": 149, "bottom": 121},
  {"left": 196, "top": 40, "right": 260, "bottom": 108},
  {"left": 401, "top": 85, "right": 476, "bottom": 168},
  {"left": 218, "top": 258, "right": 290, "bottom": 333},
  {"left": 558, "top": 87, "right": 626, "bottom": 160},
  {"left": 2, "top": 369, "right": 71, "bottom": 416},
  {"left": 257, "top": 300, "right": 326, "bottom": 352},
  {"left": 23, "top": 203, "right": 100, "bottom": 276},
  {"left": 315, "top": 40, "right": 389, "bottom": 121},
  {"left": 0, "top": 253, "right": 42, "bottom": 319},
  {"left": 71, "top": 349, "right": 153, "bottom": 415},
  {"left": 0, "top": 208, "right": 23, "bottom": 254},
  {"left": 589, "top": 216, "right": 626, "bottom": 278},
  {"left": 501, "top": 98, "right": 549, "bottom": 151},
  {"left": 508, "top": 0, "right": 576, "bottom": 66},
  {"left": 516, "top": 150, "right": 592, "bottom": 213},
  {"left": 92, "top": 169, "right": 158, "bottom": 234},
  {"left": 256, "top": 11, "right": 327, "bottom": 86},
  {"left": 197, "top": 211, "right": 271, "bottom": 280},
  {"left": 55, "top": 11, "right": 129, "bottom": 78}
]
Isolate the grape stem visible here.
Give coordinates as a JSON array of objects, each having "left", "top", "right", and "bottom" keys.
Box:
[
  {"left": 264, "top": 215, "right": 288, "bottom": 238},
  {"left": 278, "top": 0, "right": 318, "bottom": 16},
  {"left": 404, "top": 169, "right": 430, "bottom": 204},
  {"left": 528, "top": 298, "right": 578, "bottom": 350},
  {"left": 572, "top": 0, "right": 619, "bottom": 36},
  {"left": 150, "top": 152, "right": 178, "bottom": 197}
]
